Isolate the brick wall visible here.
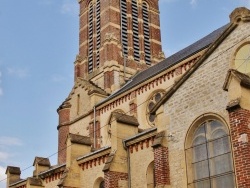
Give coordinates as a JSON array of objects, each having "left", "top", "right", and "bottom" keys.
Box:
[
  {"left": 58, "top": 108, "right": 70, "bottom": 165},
  {"left": 104, "top": 171, "right": 128, "bottom": 188},
  {"left": 153, "top": 146, "right": 170, "bottom": 186},
  {"left": 228, "top": 107, "right": 250, "bottom": 188}
]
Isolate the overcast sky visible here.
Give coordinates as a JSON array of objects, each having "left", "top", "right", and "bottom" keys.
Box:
[{"left": 0, "top": 0, "right": 250, "bottom": 187}]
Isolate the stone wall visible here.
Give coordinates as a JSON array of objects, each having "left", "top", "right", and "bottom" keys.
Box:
[{"left": 162, "top": 22, "right": 250, "bottom": 187}]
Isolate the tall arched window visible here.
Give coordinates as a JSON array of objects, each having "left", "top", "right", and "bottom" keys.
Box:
[
  {"left": 96, "top": 0, "right": 101, "bottom": 68},
  {"left": 131, "top": 0, "right": 140, "bottom": 61},
  {"left": 88, "top": 1, "right": 94, "bottom": 73},
  {"left": 146, "top": 161, "right": 155, "bottom": 188},
  {"left": 186, "top": 119, "right": 235, "bottom": 188},
  {"left": 142, "top": 2, "right": 151, "bottom": 65},
  {"left": 120, "top": 0, "right": 128, "bottom": 57}
]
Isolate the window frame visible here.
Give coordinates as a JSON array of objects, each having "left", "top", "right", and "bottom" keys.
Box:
[{"left": 184, "top": 114, "right": 236, "bottom": 188}]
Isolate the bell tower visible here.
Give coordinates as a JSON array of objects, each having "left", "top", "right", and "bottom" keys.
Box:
[{"left": 75, "top": 0, "right": 164, "bottom": 93}]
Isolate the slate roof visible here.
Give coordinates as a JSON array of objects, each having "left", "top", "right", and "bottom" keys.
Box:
[{"left": 97, "top": 24, "right": 229, "bottom": 106}]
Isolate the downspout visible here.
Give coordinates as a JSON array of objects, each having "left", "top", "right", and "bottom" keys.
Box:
[
  {"left": 123, "top": 140, "right": 131, "bottom": 188},
  {"left": 93, "top": 106, "right": 96, "bottom": 148}
]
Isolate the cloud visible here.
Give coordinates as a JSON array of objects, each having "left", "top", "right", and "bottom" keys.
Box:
[
  {"left": 190, "top": 0, "right": 197, "bottom": 7},
  {"left": 0, "top": 166, "right": 6, "bottom": 186},
  {"left": 7, "top": 67, "right": 29, "bottom": 78},
  {"left": 51, "top": 74, "right": 66, "bottom": 82},
  {"left": 0, "top": 137, "right": 23, "bottom": 147},
  {"left": 61, "top": 0, "right": 78, "bottom": 15},
  {"left": 0, "top": 152, "right": 10, "bottom": 161},
  {"left": 38, "top": 0, "right": 53, "bottom": 5}
]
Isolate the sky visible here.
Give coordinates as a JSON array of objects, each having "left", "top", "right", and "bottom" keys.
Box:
[{"left": 0, "top": 0, "right": 250, "bottom": 187}]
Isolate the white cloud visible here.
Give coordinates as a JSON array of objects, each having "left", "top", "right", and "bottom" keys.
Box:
[
  {"left": 190, "top": 0, "right": 197, "bottom": 7},
  {"left": 0, "top": 152, "right": 9, "bottom": 161},
  {"left": 61, "top": 0, "right": 78, "bottom": 15},
  {"left": 0, "top": 166, "right": 6, "bottom": 187},
  {"left": 7, "top": 67, "right": 29, "bottom": 78},
  {"left": 51, "top": 74, "right": 65, "bottom": 82},
  {"left": 0, "top": 137, "right": 23, "bottom": 147}
]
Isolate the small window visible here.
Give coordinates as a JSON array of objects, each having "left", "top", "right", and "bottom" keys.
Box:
[
  {"left": 234, "top": 43, "right": 250, "bottom": 74},
  {"left": 185, "top": 119, "right": 235, "bottom": 188},
  {"left": 146, "top": 91, "right": 165, "bottom": 126}
]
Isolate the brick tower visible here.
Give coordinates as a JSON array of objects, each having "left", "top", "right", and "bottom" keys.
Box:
[
  {"left": 57, "top": 0, "right": 164, "bottom": 165},
  {"left": 75, "top": 0, "right": 164, "bottom": 93}
]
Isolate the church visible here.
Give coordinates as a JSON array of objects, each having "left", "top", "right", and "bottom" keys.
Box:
[{"left": 5, "top": 0, "right": 250, "bottom": 188}]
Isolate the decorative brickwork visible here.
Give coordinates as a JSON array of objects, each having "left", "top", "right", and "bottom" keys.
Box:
[
  {"left": 153, "top": 146, "right": 170, "bottom": 186},
  {"left": 228, "top": 107, "right": 250, "bottom": 188},
  {"left": 104, "top": 171, "right": 128, "bottom": 188}
]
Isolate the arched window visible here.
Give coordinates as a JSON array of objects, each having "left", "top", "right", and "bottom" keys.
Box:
[
  {"left": 146, "top": 91, "right": 165, "bottom": 126},
  {"left": 186, "top": 119, "right": 235, "bottom": 188},
  {"left": 146, "top": 161, "right": 155, "bottom": 188},
  {"left": 88, "top": 1, "right": 94, "bottom": 73},
  {"left": 96, "top": 0, "right": 101, "bottom": 68},
  {"left": 120, "top": 0, "right": 128, "bottom": 57},
  {"left": 131, "top": 0, "right": 140, "bottom": 61},
  {"left": 94, "top": 177, "right": 105, "bottom": 188},
  {"left": 142, "top": 2, "right": 151, "bottom": 65}
]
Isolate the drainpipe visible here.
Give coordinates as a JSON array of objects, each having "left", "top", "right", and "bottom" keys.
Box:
[
  {"left": 123, "top": 140, "right": 131, "bottom": 188},
  {"left": 93, "top": 106, "right": 96, "bottom": 148}
]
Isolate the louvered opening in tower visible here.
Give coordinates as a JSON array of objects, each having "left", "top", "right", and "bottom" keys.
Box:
[
  {"left": 132, "top": 0, "right": 140, "bottom": 61},
  {"left": 96, "top": 0, "right": 101, "bottom": 68},
  {"left": 88, "top": 2, "right": 94, "bottom": 73},
  {"left": 120, "top": 0, "right": 128, "bottom": 57},
  {"left": 142, "top": 2, "right": 151, "bottom": 65}
]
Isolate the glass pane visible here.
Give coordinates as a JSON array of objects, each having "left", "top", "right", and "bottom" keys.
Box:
[
  {"left": 209, "top": 136, "right": 230, "bottom": 158},
  {"left": 155, "top": 93, "right": 162, "bottom": 102},
  {"left": 193, "top": 124, "right": 206, "bottom": 143},
  {"left": 148, "top": 101, "right": 155, "bottom": 111},
  {"left": 211, "top": 173, "right": 235, "bottom": 188},
  {"left": 193, "top": 160, "right": 209, "bottom": 180},
  {"left": 193, "top": 143, "right": 207, "bottom": 162},
  {"left": 193, "top": 179, "right": 210, "bottom": 188},
  {"left": 212, "top": 129, "right": 227, "bottom": 139},
  {"left": 149, "top": 114, "right": 155, "bottom": 122},
  {"left": 209, "top": 153, "right": 233, "bottom": 176}
]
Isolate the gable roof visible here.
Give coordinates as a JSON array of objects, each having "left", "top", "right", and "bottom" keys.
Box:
[
  {"left": 97, "top": 24, "right": 229, "bottom": 106},
  {"left": 151, "top": 7, "right": 250, "bottom": 114}
]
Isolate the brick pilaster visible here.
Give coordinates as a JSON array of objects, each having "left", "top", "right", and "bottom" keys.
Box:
[
  {"left": 57, "top": 105, "right": 71, "bottom": 165},
  {"left": 228, "top": 106, "right": 250, "bottom": 188},
  {"left": 153, "top": 146, "right": 170, "bottom": 186},
  {"left": 104, "top": 171, "right": 128, "bottom": 188}
]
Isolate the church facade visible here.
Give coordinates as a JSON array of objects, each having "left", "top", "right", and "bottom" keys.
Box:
[{"left": 5, "top": 1, "right": 250, "bottom": 188}]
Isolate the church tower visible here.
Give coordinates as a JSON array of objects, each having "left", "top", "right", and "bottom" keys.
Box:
[
  {"left": 57, "top": 0, "right": 164, "bottom": 165},
  {"left": 75, "top": 0, "right": 164, "bottom": 93}
]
